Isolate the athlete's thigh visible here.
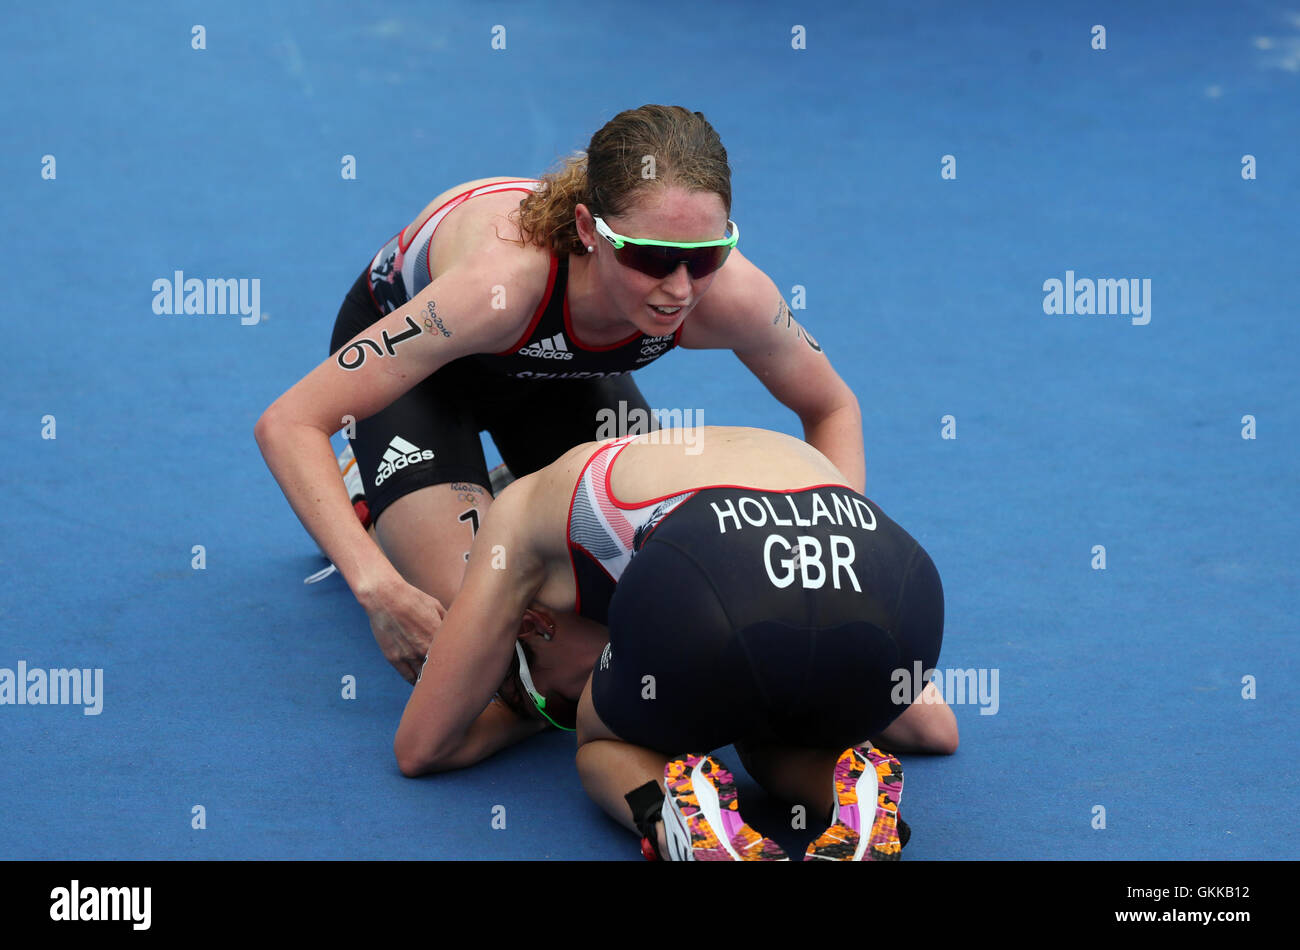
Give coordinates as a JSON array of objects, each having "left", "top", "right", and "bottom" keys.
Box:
[
  {"left": 348, "top": 357, "right": 488, "bottom": 504},
  {"left": 592, "top": 534, "right": 760, "bottom": 754},
  {"left": 374, "top": 481, "right": 493, "bottom": 606},
  {"left": 486, "top": 373, "right": 655, "bottom": 476},
  {"left": 350, "top": 360, "right": 496, "bottom": 603},
  {"left": 576, "top": 672, "right": 622, "bottom": 746}
]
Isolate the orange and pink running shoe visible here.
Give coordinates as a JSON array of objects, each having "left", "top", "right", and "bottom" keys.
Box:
[
  {"left": 661, "top": 754, "right": 788, "bottom": 861},
  {"left": 804, "top": 744, "right": 906, "bottom": 861}
]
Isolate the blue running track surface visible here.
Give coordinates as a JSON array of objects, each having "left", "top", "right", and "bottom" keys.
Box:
[{"left": 1, "top": 1, "right": 1296, "bottom": 860}]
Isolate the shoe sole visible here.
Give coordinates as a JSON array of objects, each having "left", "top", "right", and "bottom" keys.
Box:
[
  {"left": 805, "top": 746, "right": 904, "bottom": 861},
  {"left": 663, "top": 754, "right": 787, "bottom": 861}
]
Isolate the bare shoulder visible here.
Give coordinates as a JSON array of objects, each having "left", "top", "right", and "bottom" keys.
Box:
[
  {"left": 403, "top": 176, "right": 536, "bottom": 245},
  {"left": 433, "top": 188, "right": 538, "bottom": 267},
  {"left": 475, "top": 457, "right": 579, "bottom": 608},
  {"left": 400, "top": 195, "right": 554, "bottom": 355},
  {"left": 496, "top": 441, "right": 597, "bottom": 555},
  {"left": 680, "top": 248, "right": 784, "bottom": 349},
  {"left": 422, "top": 180, "right": 553, "bottom": 316}
]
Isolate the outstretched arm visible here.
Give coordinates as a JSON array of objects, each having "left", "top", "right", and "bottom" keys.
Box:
[{"left": 680, "top": 250, "right": 866, "bottom": 491}]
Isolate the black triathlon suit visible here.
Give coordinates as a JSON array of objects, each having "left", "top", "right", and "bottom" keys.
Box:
[
  {"left": 571, "top": 437, "right": 945, "bottom": 754},
  {"left": 329, "top": 179, "right": 682, "bottom": 522}
]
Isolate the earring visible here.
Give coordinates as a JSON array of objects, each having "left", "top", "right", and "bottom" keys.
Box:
[{"left": 586, "top": 245, "right": 595, "bottom": 253}]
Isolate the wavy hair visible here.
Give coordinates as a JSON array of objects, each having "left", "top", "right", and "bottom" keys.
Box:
[{"left": 511, "top": 105, "right": 731, "bottom": 256}]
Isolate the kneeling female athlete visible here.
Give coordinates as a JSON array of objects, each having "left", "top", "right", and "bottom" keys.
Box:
[
  {"left": 254, "top": 105, "right": 864, "bottom": 685},
  {"left": 394, "top": 426, "right": 956, "bottom": 861}
]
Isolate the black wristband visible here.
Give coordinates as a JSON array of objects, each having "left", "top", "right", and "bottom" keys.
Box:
[{"left": 624, "top": 781, "right": 666, "bottom": 858}]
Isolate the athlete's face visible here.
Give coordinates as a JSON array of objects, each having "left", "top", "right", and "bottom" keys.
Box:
[
  {"left": 516, "top": 608, "right": 608, "bottom": 714},
  {"left": 579, "top": 186, "right": 730, "bottom": 336}
]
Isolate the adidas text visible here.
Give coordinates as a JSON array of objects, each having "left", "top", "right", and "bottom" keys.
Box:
[
  {"left": 518, "top": 344, "right": 573, "bottom": 359},
  {"left": 375, "top": 449, "right": 435, "bottom": 485}
]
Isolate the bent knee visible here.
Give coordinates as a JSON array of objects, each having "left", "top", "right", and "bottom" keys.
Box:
[
  {"left": 921, "top": 711, "right": 959, "bottom": 755},
  {"left": 931, "top": 722, "right": 959, "bottom": 755}
]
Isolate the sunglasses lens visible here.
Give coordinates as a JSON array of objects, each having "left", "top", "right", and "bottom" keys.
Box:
[{"left": 615, "top": 243, "right": 731, "bottom": 279}]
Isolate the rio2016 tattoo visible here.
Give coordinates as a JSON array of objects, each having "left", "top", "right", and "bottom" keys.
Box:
[
  {"left": 451, "top": 482, "right": 485, "bottom": 505},
  {"left": 422, "top": 300, "right": 451, "bottom": 338},
  {"left": 772, "top": 299, "right": 823, "bottom": 353}
]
